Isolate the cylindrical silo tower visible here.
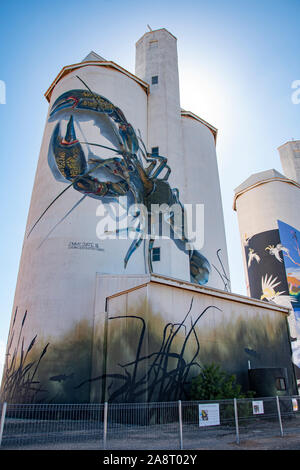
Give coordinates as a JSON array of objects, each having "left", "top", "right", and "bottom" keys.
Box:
[
  {"left": 180, "top": 112, "right": 230, "bottom": 290},
  {"left": 136, "top": 28, "right": 230, "bottom": 290},
  {"left": 234, "top": 169, "right": 300, "bottom": 297},
  {"left": 1, "top": 54, "right": 152, "bottom": 403},
  {"left": 1, "top": 28, "right": 231, "bottom": 404},
  {"left": 234, "top": 167, "right": 300, "bottom": 391}
]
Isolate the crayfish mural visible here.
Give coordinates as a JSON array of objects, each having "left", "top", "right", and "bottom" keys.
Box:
[{"left": 44, "top": 76, "right": 210, "bottom": 285}]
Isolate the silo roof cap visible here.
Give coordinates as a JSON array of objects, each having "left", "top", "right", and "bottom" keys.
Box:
[
  {"left": 233, "top": 168, "right": 300, "bottom": 210},
  {"left": 81, "top": 51, "right": 106, "bottom": 62},
  {"left": 44, "top": 58, "right": 149, "bottom": 102},
  {"left": 234, "top": 169, "right": 287, "bottom": 194}
]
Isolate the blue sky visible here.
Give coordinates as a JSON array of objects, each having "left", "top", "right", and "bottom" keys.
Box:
[{"left": 0, "top": 0, "right": 299, "bottom": 376}]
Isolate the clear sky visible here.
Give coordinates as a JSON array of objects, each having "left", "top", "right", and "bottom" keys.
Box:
[{"left": 0, "top": 0, "right": 299, "bottom": 378}]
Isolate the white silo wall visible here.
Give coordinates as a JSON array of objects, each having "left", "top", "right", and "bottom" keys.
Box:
[
  {"left": 10, "top": 65, "right": 149, "bottom": 345},
  {"left": 135, "top": 29, "right": 184, "bottom": 194},
  {"left": 234, "top": 175, "right": 300, "bottom": 394},
  {"left": 135, "top": 29, "right": 230, "bottom": 290},
  {"left": 2, "top": 30, "right": 234, "bottom": 404},
  {"left": 180, "top": 116, "right": 230, "bottom": 290}
]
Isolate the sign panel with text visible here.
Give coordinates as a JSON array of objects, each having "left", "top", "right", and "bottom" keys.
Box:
[{"left": 198, "top": 403, "right": 220, "bottom": 427}]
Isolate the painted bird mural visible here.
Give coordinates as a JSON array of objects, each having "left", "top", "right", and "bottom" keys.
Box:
[
  {"left": 248, "top": 248, "right": 260, "bottom": 267},
  {"left": 265, "top": 244, "right": 289, "bottom": 263},
  {"left": 243, "top": 233, "right": 253, "bottom": 247},
  {"left": 260, "top": 274, "right": 294, "bottom": 308}
]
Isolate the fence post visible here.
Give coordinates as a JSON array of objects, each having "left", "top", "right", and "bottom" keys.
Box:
[
  {"left": 178, "top": 400, "right": 183, "bottom": 450},
  {"left": 0, "top": 402, "right": 7, "bottom": 447},
  {"left": 103, "top": 401, "right": 108, "bottom": 450},
  {"left": 233, "top": 398, "right": 240, "bottom": 445},
  {"left": 276, "top": 396, "right": 284, "bottom": 437}
]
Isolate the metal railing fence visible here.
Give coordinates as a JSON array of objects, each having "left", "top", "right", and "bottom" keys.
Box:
[
  {"left": 0, "top": 403, "right": 105, "bottom": 448},
  {"left": 278, "top": 395, "right": 300, "bottom": 436},
  {"left": 105, "top": 401, "right": 180, "bottom": 450},
  {"left": 235, "top": 396, "right": 283, "bottom": 442},
  {"left": 1, "top": 396, "right": 300, "bottom": 449},
  {"left": 181, "top": 399, "right": 237, "bottom": 446}
]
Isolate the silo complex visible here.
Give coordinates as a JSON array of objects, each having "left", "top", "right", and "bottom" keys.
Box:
[{"left": 1, "top": 28, "right": 230, "bottom": 403}]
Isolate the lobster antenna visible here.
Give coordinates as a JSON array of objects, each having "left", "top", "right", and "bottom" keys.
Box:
[
  {"left": 27, "top": 183, "right": 74, "bottom": 238},
  {"left": 27, "top": 159, "right": 113, "bottom": 238},
  {"left": 79, "top": 141, "right": 122, "bottom": 154},
  {"left": 28, "top": 76, "right": 128, "bottom": 238},
  {"left": 38, "top": 195, "right": 86, "bottom": 249},
  {"left": 137, "top": 130, "right": 148, "bottom": 157},
  {"left": 76, "top": 75, "right": 96, "bottom": 97},
  {"left": 75, "top": 75, "right": 123, "bottom": 149}
]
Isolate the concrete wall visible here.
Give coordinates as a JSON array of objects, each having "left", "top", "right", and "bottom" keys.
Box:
[
  {"left": 135, "top": 29, "right": 230, "bottom": 291},
  {"left": 180, "top": 116, "right": 230, "bottom": 289},
  {"left": 2, "top": 28, "right": 232, "bottom": 403},
  {"left": 11, "top": 65, "right": 148, "bottom": 342},
  {"left": 2, "top": 270, "right": 295, "bottom": 403},
  {"left": 91, "top": 275, "right": 296, "bottom": 402},
  {"left": 135, "top": 28, "right": 181, "bottom": 181},
  {"left": 1, "top": 65, "right": 152, "bottom": 404}
]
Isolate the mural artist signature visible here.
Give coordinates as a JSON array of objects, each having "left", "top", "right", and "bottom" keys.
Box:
[{"left": 68, "top": 241, "right": 104, "bottom": 251}]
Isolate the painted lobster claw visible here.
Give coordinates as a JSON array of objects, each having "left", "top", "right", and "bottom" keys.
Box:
[
  {"left": 189, "top": 250, "right": 211, "bottom": 285},
  {"left": 50, "top": 115, "right": 87, "bottom": 181},
  {"left": 50, "top": 115, "right": 130, "bottom": 199},
  {"left": 49, "top": 89, "right": 116, "bottom": 117},
  {"left": 50, "top": 89, "right": 139, "bottom": 155}
]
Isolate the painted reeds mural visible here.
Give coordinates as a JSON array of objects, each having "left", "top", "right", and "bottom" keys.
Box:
[
  {"left": 76, "top": 300, "right": 222, "bottom": 402},
  {"left": 212, "top": 249, "right": 231, "bottom": 292},
  {"left": 0, "top": 307, "right": 93, "bottom": 404},
  {"left": 1, "top": 292, "right": 296, "bottom": 403},
  {"left": 79, "top": 292, "right": 296, "bottom": 403},
  {"left": 1, "top": 308, "right": 50, "bottom": 403}
]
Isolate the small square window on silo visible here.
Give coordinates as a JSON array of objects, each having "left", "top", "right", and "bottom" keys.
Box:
[
  {"left": 152, "top": 247, "right": 161, "bottom": 262},
  {"left": 152, "top": 75, "right": 158, "bottom": 85},
  {"left": 151, "top": 147, "right": 159, "bottom": 156}
]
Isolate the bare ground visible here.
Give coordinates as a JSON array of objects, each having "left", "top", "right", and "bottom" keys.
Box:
[{"left": 2, "top": 418, "right": 300, "bottom": 451}]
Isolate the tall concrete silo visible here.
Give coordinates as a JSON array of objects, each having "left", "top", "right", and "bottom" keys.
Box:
[
  {"left": 234, "top": 169, "right": 300, "bottom": 297},
  {"left": 1, "top": 28, "right": 230, "bottom": 403},
  {"left": 136, "top": 29, "right": 230, "bottom": 290},
  {"left": 234, "top": 167, "right": 300, "bottom": 390}
]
